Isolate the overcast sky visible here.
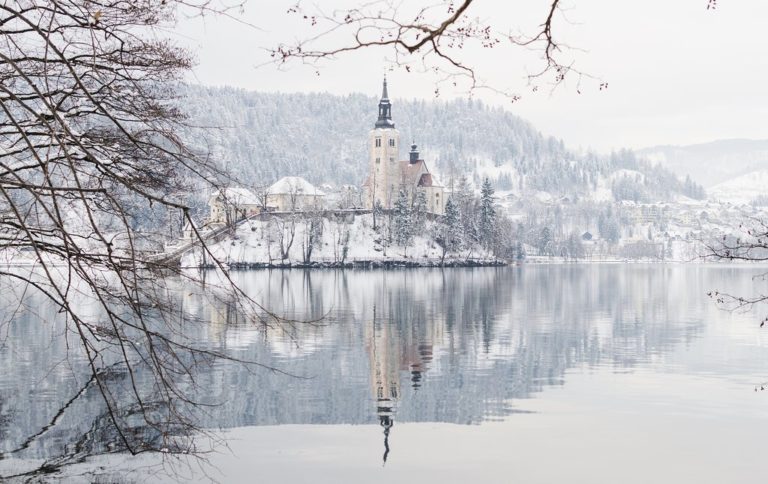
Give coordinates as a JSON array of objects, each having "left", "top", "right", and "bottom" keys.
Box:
[{"left": 175, "top": 0, "right": 768, "bottom": 152}]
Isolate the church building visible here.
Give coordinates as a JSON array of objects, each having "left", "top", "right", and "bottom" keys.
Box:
[{"left": 362, "top": 78, "right": 445, "bottom": 215}]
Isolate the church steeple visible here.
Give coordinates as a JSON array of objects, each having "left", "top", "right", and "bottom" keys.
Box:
[{"left": 375, "top": 75, "right": 395, "bottom": 129}]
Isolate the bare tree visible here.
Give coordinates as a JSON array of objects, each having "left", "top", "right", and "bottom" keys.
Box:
[
  {"left": 274, "top": 214, "right": 298, "bottom": 261},
  {"left": 704, "top": 219, "right": 768, "bottom": 327},
  {"left": 271, "top": 0, "right": 595, "bottom": 97},
  {"left": 0, "top": 0, "right": 287, "bottom": 478},
  {"left": 301, "top": 210, "right": 324, "bottom": 264}
]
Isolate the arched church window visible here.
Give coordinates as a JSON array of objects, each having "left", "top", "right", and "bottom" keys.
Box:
[{"left": 375, "top": 138, "right": 381, "bottom": 147}]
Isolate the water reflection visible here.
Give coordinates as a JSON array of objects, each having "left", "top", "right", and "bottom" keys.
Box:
[{"left": 1, "top": 265, "right": 764, "bottom": 471}]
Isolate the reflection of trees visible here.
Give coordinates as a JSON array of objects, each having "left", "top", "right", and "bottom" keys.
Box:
[
  {"left": 188, "top": 266, "right": 707, "bottom": 426},
  {"left": 0, "top": 360, "right": 196, "bottom": 479},
  {"left": 2, "top": 266, "right": 716, "bottom": 469}
]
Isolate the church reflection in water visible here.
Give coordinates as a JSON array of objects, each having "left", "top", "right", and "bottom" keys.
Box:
[
  {"left": 2, "top": 265, "right": 724, "bottom": 466},
  {"left": 367, "top": 303, "right": 435, "bottom": 464}
]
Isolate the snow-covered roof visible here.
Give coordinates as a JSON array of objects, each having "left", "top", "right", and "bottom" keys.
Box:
[
  {"left": 211, "top": 187, "right": 260, "bottom": 206},
  {"left": 268, "top": 176, "right": 325, "bottom": 196}
]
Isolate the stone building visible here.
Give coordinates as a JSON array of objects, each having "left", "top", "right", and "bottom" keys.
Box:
[
  {"left": 208, "top": 187, "right": 261, "bottom": 225},
  {"left": 267, "top": 176, "right": 325, "bottom": 212},
  {"left": 362, "top": 77, "right": 445, "bottom": 215}
]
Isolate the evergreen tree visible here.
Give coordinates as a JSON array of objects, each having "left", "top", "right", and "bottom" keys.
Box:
[
  {"left": 479, "top": 178, "right": 497, "bottom": 251},
  {"left": 393, "top": 189, "right": 413, "bottom": 252},
  {"left": 412, "top": 190, "right": 428, "bottom": 234},
  {"left": 599, "top": 207, "right": 620, "bottom": 244},
  {"left": 538, "top": 227, "right": 553, "bottom": 256},
  {"left": 566, "top": 232, "right": 585, "bottom": 260},
  {"left": 515, "top": 241, "right": 526, "bottom": 261},
  {"left": 455, "top": 175, "right": 478, "bottom": 244},
  {"left": 435, "top": 197, "right": 462, "bottom": 261}
]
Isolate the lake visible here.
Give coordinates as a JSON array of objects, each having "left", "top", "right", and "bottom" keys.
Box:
[{"left": 2, "top": 265, "right": 768, "bottom": 483}]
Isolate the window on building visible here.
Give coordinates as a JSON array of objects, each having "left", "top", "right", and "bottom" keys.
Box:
[
  {"left": 376, "top": 157, "right": 380, "bottom": 164},
  {"left": 389, "top": 139, "right": 395, "bottom": 147},
  {"left": 389, "top": 157, "right": 394, "bottom": 163},
  {"left": 375, "top": 138, "right": 381, "bottom": 147}
]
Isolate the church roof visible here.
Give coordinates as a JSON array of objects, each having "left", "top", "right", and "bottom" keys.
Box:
[
  {"left": 400, "top": 160, "right": 443, "bottom": 188},
  {"left": 268, "top": 176, "right": 325, "bottom": 196},
  {"left": 361, "top": 160, "right": 443, "bottom": 189},
  {"left": 417, "top": 173, "right": 434, "bottom": 187}
]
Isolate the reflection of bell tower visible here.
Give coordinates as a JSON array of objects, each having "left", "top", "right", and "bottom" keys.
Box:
[
  {"left": 367, "top": 305, "right": 400, "bottom": 465},
  {"left": 365, "top": 303, "right": 441, "bottom": 465}
]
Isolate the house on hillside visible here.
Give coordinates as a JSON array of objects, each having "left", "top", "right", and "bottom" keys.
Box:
[{"left": 267, "top": 176, "right": 325, "bottom": 212}]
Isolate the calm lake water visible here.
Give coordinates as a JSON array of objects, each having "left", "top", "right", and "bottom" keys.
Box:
[{"left": 2, "top": 265, "right": 768, "bottom": 483}]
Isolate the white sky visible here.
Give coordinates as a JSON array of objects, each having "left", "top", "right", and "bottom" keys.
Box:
[{"left": 175, "top": 0, "right": 768, "bottom": 152}]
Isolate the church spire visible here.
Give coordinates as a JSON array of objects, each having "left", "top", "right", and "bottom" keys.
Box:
[
  {"left": 375, "top": 75, "right": 395, "bottom": 129},
  {"left": 381, "top": 74, "right": 389, "bottom": 100}
]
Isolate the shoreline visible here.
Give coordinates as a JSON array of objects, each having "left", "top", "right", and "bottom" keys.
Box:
[{"left": 197, "top": 258, "right": 508, "bottom": 270}]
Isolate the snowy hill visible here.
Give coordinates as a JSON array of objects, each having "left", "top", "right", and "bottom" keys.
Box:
[
  {"left": 180, "top": 84, "right": 698, "bottom": 205},
  {"left": 180, "top": 84, "right": 559, "bottom": 188},
  {"left": 639, "top": 139, "right": 768, "bottom": 188},
  {"left": 709, "top": 169, "right": 768, "bottom": 205}
]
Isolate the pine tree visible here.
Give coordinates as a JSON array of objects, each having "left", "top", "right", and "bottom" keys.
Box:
[
  {"left": 455, "top": 175, "right": 478, "bottom": 244},
  {"left": 539, "top": 227, "right": 553, "bottom": 256},
  {"left": 393, "top": 189, "right": 413, "bottom": 252},
  {"left": 515, "top": 241, "right": 526, "bottom": 261},
  {"left": 479, "top": 178, "right": 497, "bottom": 252},
  {"left": 566, "top": 232, "right": 585, "bottom": 260},
  {"left": 599, "top": 207, "right": 620, "bottom": 244},
  {"left": 435, "top": 197, "right": 462, "bottom": 261},
  {"left": 412, "top": 190, "right": 428, "bottom": 234}
]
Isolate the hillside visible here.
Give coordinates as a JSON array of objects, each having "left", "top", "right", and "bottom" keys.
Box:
[
  {"left": 709, "top": 169, "right": 768, "bottom": 205},
  {"left": 179, "top": 85, "right": 695, "bottom": 203},
  {"left": 638, "top": 139, "right": 768, "bottom": 188}
]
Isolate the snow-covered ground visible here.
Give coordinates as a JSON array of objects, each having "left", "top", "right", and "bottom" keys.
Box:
[
  {"left": 180, "top": 213, "right": 495, "bottom": 268},
  {"left": 709, "top": 168, "right": 768, "bottom": 204}
]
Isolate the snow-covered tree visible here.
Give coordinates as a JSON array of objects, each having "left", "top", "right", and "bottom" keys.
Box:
[
  {"left": 566, "top": 232, "right": 585, "bottom": 260},
  {"left": 478, "top": 178, "right": 497, "bottom": 250},
  {"left": 538, "top": 227, "right": 554, "bottom": 256},
  {"left": 393, "top": 189, "right": 413, "bottom": 253},
  {"left": 412, "top": 190, "right": 428, "bottom": 235},
  {"left": 598, "top": 208, "right": 620, "bottom": 245},
  {"left": 434, "top": 197, "right": 462, "bottom": 261},
  {"left": 455, "top": 175, "right": 478, "bottom": 244},
  {"left": 0, "top": 0, "right": 288, "bottom": 472}
]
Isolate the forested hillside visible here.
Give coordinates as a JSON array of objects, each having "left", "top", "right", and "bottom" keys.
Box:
[{"left": 180, "top": 85, "right": 697, "bottom": 202}]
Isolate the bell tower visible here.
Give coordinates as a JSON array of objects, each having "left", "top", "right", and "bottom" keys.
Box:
[{"left": 368, "top": 75, "right": 400, "bottom": 208}]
